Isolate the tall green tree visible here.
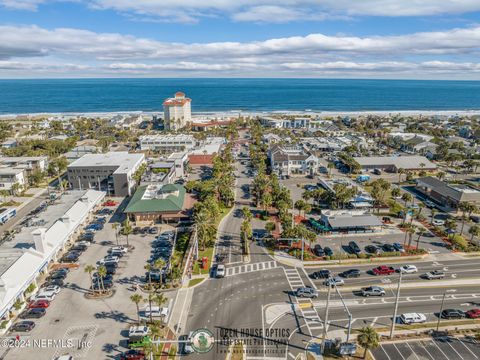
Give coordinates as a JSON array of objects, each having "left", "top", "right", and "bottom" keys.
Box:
[{"left": 357, "top": 326, "right": 380, "bottom": 359}]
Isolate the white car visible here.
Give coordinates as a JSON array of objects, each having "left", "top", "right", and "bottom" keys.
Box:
[
  {"left": 41, "top": 285, "right": 61, "bottom": 294},
  {"left": 33, "top": 292, "right": 55, "bottom": 301},
  {"left": 184, "top": 331, "right": 194, "bottom": 354},
  {"left": 109, "top": 246, "right": 128, "bottom": 254},
  {"left": 76, "top": 241, "right": 92, "bottom": 247},
  {"left": 432, "top": 219, "right": 445, "bottom": 226},
  {"left": 324, "top": 277, "right": 345, "bottom": 287},
  {"left": 400, "top": 313, "right": 427, "bottom": 324},
  {"left": 129, "top": 325, "right": 151, "bottom": 338},
  {"left": 399, "top": 265, "right": 418, "bottom": 274},
  {"left": 97, "top": 256, "right": 119, "bottom": 265},
  {"left": 216, "top": 264, "right": 226, "bottom": 278}
]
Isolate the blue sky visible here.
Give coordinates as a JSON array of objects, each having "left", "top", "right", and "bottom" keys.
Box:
[{"left": 1, "top": 1, "right": 480, "bottom": 78}]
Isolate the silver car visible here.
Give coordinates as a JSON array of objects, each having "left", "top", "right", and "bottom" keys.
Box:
[{"left": 361, "top": 286, "right": 386, "bottom": 297}]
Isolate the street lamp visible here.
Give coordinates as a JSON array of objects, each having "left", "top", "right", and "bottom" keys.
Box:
[
  {"left": 436, "top": 289, "right": 457, "bottom": 332},
  {"left": 390, "top": 271, "right": 403, "bottom": 339}
]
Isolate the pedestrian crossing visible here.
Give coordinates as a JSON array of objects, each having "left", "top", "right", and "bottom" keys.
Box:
[
  {"left": 283, "top": 268, "right": 324, "bottom": 334},
  {"left": 225, "top": 260, "right": 278, "bottom": 277}
]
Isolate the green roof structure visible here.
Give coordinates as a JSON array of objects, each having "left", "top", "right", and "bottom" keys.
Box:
[{"left": 125, "top": 183, "right": 186, "bottom": 214}]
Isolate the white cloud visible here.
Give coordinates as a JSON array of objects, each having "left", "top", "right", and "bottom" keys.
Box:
[
  {"left": 88, "top": 0, "right": 480, "bottom": 22},
  {"left": 2, "top": 24, "right": 480, "bottom": 77},
  {"left": 0, "top": 0, "right": 46, "bottom": 10}
]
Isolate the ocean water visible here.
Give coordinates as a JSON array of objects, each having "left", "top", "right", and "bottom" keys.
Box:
[{"left": 0, "top": 78, "right": 480, "bottom": 114}]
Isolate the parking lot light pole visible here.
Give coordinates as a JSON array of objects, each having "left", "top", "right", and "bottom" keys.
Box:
[
  {"left": 437, "top": 289, "right": 457, "bottom": 332},
  {"left": 390, "top": 271, "right": 403, "bottom": 339}
]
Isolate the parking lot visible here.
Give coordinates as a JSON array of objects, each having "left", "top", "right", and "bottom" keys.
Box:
[
  {"left": 373, "top": 336, "right": 480, "bottom": 360},
  {"left": 2, "top": 201, "right": 176, "bottom": 360}
]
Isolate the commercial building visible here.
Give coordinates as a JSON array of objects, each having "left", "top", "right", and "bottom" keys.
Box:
[
  {"left": 416, "top": 176, "right": 480, "bottom": 209},
  {"left": 0, "top": 190, "right": 104, "bottom": 329},
  {"left": 139, "top": 134, "right": 195, "bottom": 152},
  {"left": 320, "top": 210, "right": 383, "bottom": 233},
  {"left": 163, "top": 92, "right": 192, "bottom": 131},
  {"left": 355, "top": 155, "right": 436, "bottom": 172},
  {"left": 67, "top": 152, "right": 145, "bottom": 196},
  {"left": 269, "top": 144, "right": 318, "bottom": 176},
  {"left": 124, "top": 184, "right": 189, "bottom": 224},
  {"left": 0, "top": 156, "right": 48, "bottom": 174}
]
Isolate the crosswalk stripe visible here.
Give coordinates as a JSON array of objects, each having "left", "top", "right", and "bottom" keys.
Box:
[{"left": 225, "top": 261, "right": 279, "bottom": 277}]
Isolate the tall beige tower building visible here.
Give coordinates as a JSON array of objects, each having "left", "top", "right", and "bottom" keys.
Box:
[{"left": 163, "top": 91, "right": 192, "bottom": 131}]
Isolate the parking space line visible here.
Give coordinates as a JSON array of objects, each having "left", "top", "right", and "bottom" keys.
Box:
[
  {"left": 379, "top": 345, "right": 392, "bottom": 360},
  {"left": 406, "top": 343, "right": 420, "bottom": 360},
  {"left": 417, "top": 341, "right": 436, "bottom": 360},
  {"left": 392, "top": 343, "right": 406, "bottom": 360},
  {"left": 430, "top": 339, "right": 451, "bottom": 360},
  {"left": 456, "top": 338, "right": 478, "bottom": 359}
]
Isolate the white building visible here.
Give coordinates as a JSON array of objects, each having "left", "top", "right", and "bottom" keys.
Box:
[
  {"left": 0, "top": 168, "right": 26, "bottom": 192},
  {"left": 0, "top": 190, "right": 104, "bottom": 329},
  {"left": 163, "top": 92, "right": 192, "bottom": 131},
  {"left": 67, "top": 152, "right": 145, "bottom": 196},
  {"left": 268, "top": 144, "right": 319, "bottom": 176},
  {"left": 139, "top": 134, "right": 196, "bottom": 152}
]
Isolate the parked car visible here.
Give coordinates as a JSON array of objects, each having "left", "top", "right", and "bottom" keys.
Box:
[
  {"left": 361, "top": 286, "right": 385, "bottom": 297},
  {"left": 182, "top": 332, "right": 194, "bottom": 354},
  {"left": 470, "top": 215, "right": 480, "bottom": 224},
  {"left": 313, "top": 244, "right": 325, "bottom": 257},
  {"left": 295, "top": 286, "right": 318, "bottom": 298},
  {"left": 11, "top": 321, "right": 35, "bottom": 332},
  {"left": 28, "top": 300, "right": 50, "bottom": 308},
  {"left": 372, "top": 266, "right": 395, "bottom": 276},
  {"left": 365, "top": 245, "right": 381, "bottom": 254},
  {"left": 324, "top": 277, "right": 344, "bottom": 287},
  {"left": 80, "top": 232, "right": 95, "bottom": 241},
  {"left": 121, "top": 349, "right": 146, "bottom": 360},
  {"left": 43, "top": 278, "right": 64, "bottom": 287},
  {"left": 425, "top": 201, "right": 436, "bottom": 208},
  {"left": 399, "top": 265, "right": 418, "bottom": 274},
  {"left": 20, "top": 308, "right": 46, "bottom": 319},
  {"left": 424, "top": 270, "right": 445, "bottom": 280},
  {"left": 95, "top": 217, "right": 107, "bottom": 224},
  {"left": 148, "top": 227, "right": 158, "bottom": 234},
  {"left": 400, "top": 313, "right": 427, "bottom": 324},
  {"left": 61, "top": 252, "right": 80, "bottom": 263},
  {"left": 382, "top": 243, "right": 396, "bottom": 252},
  {"left": 348, "top": 241, "right": 361, "bottom": 255},
  {"left": 432, "top": 219, "right": 445, "bottom": 226},
  {"left": 109, "top": 246, "right": 128, "bottom": 254},
  {"left": 392, "top": 243, "right": 405, "bottom": 253},
  {"left": 310, "top": 270, "right": 331, "bottom": 279},
  {"left": 71, "top": 244, "right": 88, "bottom": 252},
  {"left": 98, "top": 256, "right": 120, "bottom": 265},
  {"left": 103, "top": 200, "right": 118, "bottom": 207},
  {"left": 41, "top": 285, "right": 61, "bottom": 294},
  {"left": 339, "top": 269, "right": 361, "bottom": 278},
  {"left": 33, "top": 292, "right": 55, "bottom": 302},
  {"left": 324, "top": 247, "right": 333, "bottom": 256},
  {"left": 466, "top": 309, "right": 480, "bottom": 319},
  {"left": 49, "top": 271, "right": 67, "bottom": 280},
  {"left": 441, "top": 309, "right": 465, "bottom": 319}
]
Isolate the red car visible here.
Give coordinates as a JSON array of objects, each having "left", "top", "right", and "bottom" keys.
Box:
[
  {"left": 121, "top": 349, "right": 145, "bottom": 360},
  {"left": 372, "top": 266, "right": 395, "bottom": 276},
  {"left": 103, "top": 200, "right": 118, "bottom": 207},
  {"left": 28, "top": 300, "right": 50, "bottom": 309},
  {"left": 466, "top": 309, "right": 480, "bottom": 319}
]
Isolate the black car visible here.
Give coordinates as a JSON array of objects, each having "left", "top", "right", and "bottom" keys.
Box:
[
  {"left": 61, "top": 252, "right": 80, "bottom": 263},
  {"left": 20, "top": 308, "right": 46, "bottom": 319},
  {"left": 81, "top": 232, "right": 95, "bottom": 241},
  {"left": 324, "top": 247, "right": 333, "bottom": 256},
  {"left": 95, "top": 217, "right": 107, "bottom": 224},
  {"left": 365, "top": 245, "right": 380, "bottom": 254},
  {"left": 441, "top": 309, "right": 465, "bottom": 319},
  {"left": 49, "top": 271, "right": 67, "bottom": 280},
  {"left": 71, "top": 244, "right": 87, "bottom": 252},
  {"left": 148, "top": 227, "right": 159, "bottom": 234},
  {"left": 11, "top": 321, "right": 35, "bottom": 332},
  {"left": 348, "top": 241, "right": 361, "bottom": 254},
  {"left": 133, "top": 227, "right": 141, "bottom": 235},
  {"left": 340, "top": 269, "right": 361, "bottom": 278},
  {"left": 382, "top": 243, "right": 396, "bottom": 252},
  {"left": 313, "top": 245, "right": 325, "bottom": 257},
  {"left": 43, "top": 278, "right": 64, "bottom": 287},
  {"left": 310, "top": 269, "right": 331, "bottom": 279},
  {"left": 104, "top": 266, "right": 117, "bottom": 275}
]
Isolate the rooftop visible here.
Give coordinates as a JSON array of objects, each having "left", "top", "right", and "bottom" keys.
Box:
[
  {"left": 68, "top": 152, "right": 144, "bottom": 174},
  {"left": 355, "top": 155, "right": 436, "bottom": 169},
  {"left": 125, "top": 184, "right": 185, "bottom": 214}
]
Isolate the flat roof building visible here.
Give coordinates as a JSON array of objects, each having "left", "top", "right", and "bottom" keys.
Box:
[
  {"left": 67, "top": 152, "right": 145, "bottom": 197},
  {"left": 355, "top": 155, "right": 436, "bottom": 172},
  {"left": 139, "top": 134, "right": 195, "bottom": 152},
  {"left": 320, "top": 210, "right": 383, "bottom": 233},
  {"left": 416, "top": 176, "right": 480, "bottom": 209}
]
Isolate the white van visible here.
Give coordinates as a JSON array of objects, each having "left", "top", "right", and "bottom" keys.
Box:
[
  {"left": 216, "top": 264, "right": 226, "bottom": 278},
  {"left": 400, "top": 313, "right": 427, "bottom": 324},
  {"left": 141, "top": 306, "right": 169, "bottom": 319}
]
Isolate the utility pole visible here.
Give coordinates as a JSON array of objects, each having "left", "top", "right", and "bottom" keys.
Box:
[
  {"left": 301, "top": 237, "right": 304, "bottom": 262},
  {"left": 321, "top": 280, "right": 332, "bottom": 353},
  {"left": 436, "top": 289, "right": 456, "bottom": 332},
  {"left": 390, "top": 271, "right": 403, "bottom": 339}
]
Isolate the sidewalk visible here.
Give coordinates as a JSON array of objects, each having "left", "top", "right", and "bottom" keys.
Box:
[{"left": 168, "top": 288, "right": 194, "bottom": 335}]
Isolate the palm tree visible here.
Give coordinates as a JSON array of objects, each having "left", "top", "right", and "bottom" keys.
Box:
[
  {"left": 144, "top": 293, "right": 155, "bottom": 324},
  {"left": 265, "top": 222, "right": 276, "bottom": 236},
  {"left": 121, "top": 218, "right": 133, "bottom": 247},
  {"left": 153, "top": 293, "right": 168, "bottom": 324},
  {"left": 357, "top": 326, "right": 380, "bottom": 359},
  {"left": 112, "top": 223, "right": 119, "bottom": 246},
  {"left": 445, "top": 218, "right": 457, "bottom": 239},
  {"left": 397, "top": 168, "right": 405, "bottom": 183},
  {"left": 391, "top": 187, "right": 400, "bottom": 199},
  {"left": 327, "top": 162, "right": 335, "bottom": 177},
  {"left": 407, "top": 226, "right": 416, "bottom": 248},
  {"left": 84, "top": 264, "right": 95, "bottom": 293},
  {"left": 430, "top": 208, "right": 437, "bottom": 225},
  {"left": 97, "top": 265, "right": 107, "bottom": 293},
  {"left": 0, "top": 189, "right": 9, "bottom": 203},
  {"left": 241, "top": 207, "right": 252, "bottom": 222},
  {"left": 401, "top": 193, "right": 412, "bottom": 207},
  {"left": 469, "top": 225, "right": 480, "bottom": 242},
  {"left": 144, "top": 263, "right": 153, "bottom": 289},
  {"left": 130, "top": 294, "right": 143, "bottom": 324},
  {"left": 153, "top": 259, "right": 166, "bottom": 285}
]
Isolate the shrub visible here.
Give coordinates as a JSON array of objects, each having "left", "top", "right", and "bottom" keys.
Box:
[
  {"left": 25, "top": 283, "right": 36, "bottom": 294},
  {"left": 450, "top": 234, "right": 469, "bottom": 251}
]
